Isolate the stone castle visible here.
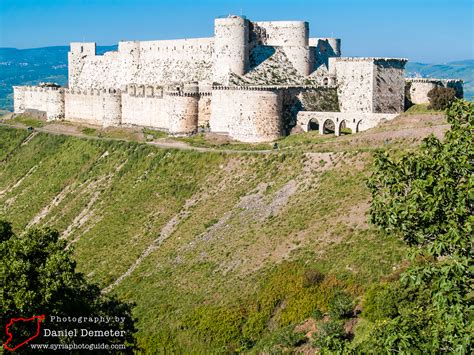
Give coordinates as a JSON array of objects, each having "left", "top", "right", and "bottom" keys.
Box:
[{"left": 13, "top": 15, "right": 463, "bottom": 142}]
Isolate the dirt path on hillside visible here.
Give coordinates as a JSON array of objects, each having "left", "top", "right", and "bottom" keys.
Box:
[
  {"left": 0, "top": 122, "right": 273, "bottom": 154},
  {"left": 1, "top": 113, "right": 448, "bottom": 155}
]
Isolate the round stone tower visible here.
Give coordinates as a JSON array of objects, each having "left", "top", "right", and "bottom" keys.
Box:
[
  {"left": 101, "top": 89, "right": 122, "bottom": 127},
  {"left": 118, "top": 41, "right": 140, "bottom": 84},
  {"left": 261, "top": 21, "right": 310, "bottom": 76},
  {"left": 46, "top": 87, "right": 65, "bottom": 121},
  {"left": 324, "top": 38, "right": 341, "bottom": 57},
  {"left": 213, "top": 15, "right": 249, "bottom": 83},
  {"left": 167, "top": 89, "right": 199, "bottom": 136}
]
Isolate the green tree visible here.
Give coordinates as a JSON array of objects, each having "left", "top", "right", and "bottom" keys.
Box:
[
  {"left": 1, "top": 222, "right": 137, "bottom": 352},
  {"left": 427, "top": 87, "right": 458, "bottom": 110},
  {"left": 356, "top": 99, "right": 473, "bottom": 353}
]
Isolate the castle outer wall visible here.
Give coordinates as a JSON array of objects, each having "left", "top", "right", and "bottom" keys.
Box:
[
  {"left": 405, "top": 78, "right": 464, "bottom": 105},
  {"left": 14, "top": 15, "right": 458, "bottom": 142}
]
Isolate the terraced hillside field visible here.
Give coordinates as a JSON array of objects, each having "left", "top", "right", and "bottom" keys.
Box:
[{"left": 0, "top": 112, "right": 446, "bottom": 352}]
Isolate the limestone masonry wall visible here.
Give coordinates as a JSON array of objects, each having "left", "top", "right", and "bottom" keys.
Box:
[
  {"left": 309, "top": 38, "right": 341, "bottom": 70},
  {"left": 167, "top": 92, "right": 199, "bottom": 135},
  {"left": 406, "top": 78, "right": 464, "bottom": 105},
  {"left": 13, "top": 87, "right": 25, "bottom": 114},
  {"left": 373, "top": 59, "right": 406, "bottom": 113},
  {"left": 65, "top": 89, "right": 121, "bottom": 127},
  {"left": 213, "top": 16, "right": 249, "bottom": 83},
  {"left": 198, "top": 95, "right": 212, "bottom": 128},
  {"left": 71, "top": 38, "right": 214, "bottom": 90},
  {"left": 253, "top": 21, "right": 309, "bottom": 47},
  {"left": 210, "top": 87, "right": 283, "bottom": 142},
  {"left": 121, "top": 85, "right": 168, "bottom": 129},
  {"left": 334, "top": 59, "right": 375, "bottom": 112},
  {"left": 13, "top": 86, "right": 65, "bottom": 121},
  {"left": 334, "top": 58, "right": 407, "bottom": 113}
]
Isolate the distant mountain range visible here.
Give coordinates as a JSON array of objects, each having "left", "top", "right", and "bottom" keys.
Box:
[
  {"left": 405, "top": 59, "right": 473, "bottom": 100},
  {"left": 0, "top": 46, "right": 116, "bottom": 111},
  {"left": 0, "top": 46, "right": 472, "bottom": 111}
]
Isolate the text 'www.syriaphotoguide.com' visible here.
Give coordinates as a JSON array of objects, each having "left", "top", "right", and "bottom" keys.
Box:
[{"left": 29, "top": 343, "right": 127, "bottom": 351}]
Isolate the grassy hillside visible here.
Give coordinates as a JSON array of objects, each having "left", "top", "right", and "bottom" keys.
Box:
[{"left": 0, "top": 114, "right": 445, "bottom": 351}]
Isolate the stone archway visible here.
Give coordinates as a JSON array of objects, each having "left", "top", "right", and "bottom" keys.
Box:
[
  {"left": 322, "top": 119, "right": 335, "bottom": 134},
  {"left": 307, "top": 118, "right": 320, "bottom": 132},
  {"left": 356, "top": 120, "right": 363, "bottom": 133},
  {"left": 338, "top": 120, "right": 352, "bottom": 135}
]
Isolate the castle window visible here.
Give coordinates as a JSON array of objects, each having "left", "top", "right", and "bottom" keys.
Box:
[{"left": 80, "top": 46, "right": 83, "bottom": 53}]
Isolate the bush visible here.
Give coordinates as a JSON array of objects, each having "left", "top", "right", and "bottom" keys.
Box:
[
  {"left": 184, "top": 305, "right": 246, "bottom": 350},
  {"left": 328, "top": 290, "right": 354, "bottom": 319},
  {"left": 361, "top": 283, "right": 399, "bottom": 322},
  {"left": 312, "top": 320, "right": 348, "bottom": 351},
  {"left": 427, "top": 87, "right": 456, "bottom": 110},
  {"left": 311, "top": 309, "right": 324, "bottom": 320},
  {"left": 302, "top": 269, "right": 325, "bottom": 288},
  {"left": 0, "top": 221, "right": 137, "bottom": 350},
  {"left": 252, "top": 325, "right": 307, "bottom": 353},
  {"left": 363, "top": 99, "right": 473, "bottom": 352}
]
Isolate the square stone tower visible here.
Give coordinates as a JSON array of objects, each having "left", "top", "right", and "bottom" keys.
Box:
[{"left": 331, "top": 57, "right": 407, "bottom": 113}]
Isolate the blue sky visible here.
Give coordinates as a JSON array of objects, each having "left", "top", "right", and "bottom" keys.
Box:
[{"left": 0, "top": 0, "right": 472, "bottom": 63}]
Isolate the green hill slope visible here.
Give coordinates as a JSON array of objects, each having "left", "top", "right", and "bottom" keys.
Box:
[{"left": 0, "top": 118, "right": 438, "bottom": 351}]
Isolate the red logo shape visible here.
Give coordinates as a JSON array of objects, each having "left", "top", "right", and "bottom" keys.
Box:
[{"left": 4, "top": 315, "right": 46, "bottom": 351}]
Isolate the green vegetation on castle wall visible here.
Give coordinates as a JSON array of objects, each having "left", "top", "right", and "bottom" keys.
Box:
[{"left": 301, "top": 88, "right": 340, "bottom": 112}]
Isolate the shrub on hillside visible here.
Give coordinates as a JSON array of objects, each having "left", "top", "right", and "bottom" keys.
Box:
[
  {"left": 328, "top": 290, "right": 354, "bottom": 319},
  {"left": 361, "top": 283, "right": 399, "bottom": 322},
  {"left": 302, "top": 269, "right": 325, "bottom": 288},
  {"left": 252, "top": 325, "right": 307, "bottom": 353},
  {"left": 360, "top": 99, "right": 473, "bottom": 352},
  {"left": 427, "top": 86, "right": 456, "bottom": 110},
  {"left": 312, "top": 320, "right": 348, "bottom": 351}
]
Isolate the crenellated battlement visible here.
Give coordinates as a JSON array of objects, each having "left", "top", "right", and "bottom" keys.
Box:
[
  {"left": 14, "top": 85, "right": 65, "bottom": 93},
  {"left": 65, "top": 88, "right": 121, "bottom": 96},
  {"left": 166, "top": 91, "right": 201, "bottom": 97},
  {"left": 334, "top": 57, "right": 408, "bottom": 63},
  {"left": 406, "top": 78, "right": 463, "bottom": 84},
  {"left": 123, "top": 84, "right": 164, "bottom": 98},
  {"left": 211, "top": 83, "right": 337, "bottom": 91},
  {"left": 70, "top": 42, "right": 96, "bottom": 56}
]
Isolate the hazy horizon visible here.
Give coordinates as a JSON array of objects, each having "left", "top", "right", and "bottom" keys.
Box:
[
  {"left": 0, "top": 0, "right": 473, "bottom": 63},
  {"left": 1, "top": 46, "right": 473, "bottom": 66}
]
